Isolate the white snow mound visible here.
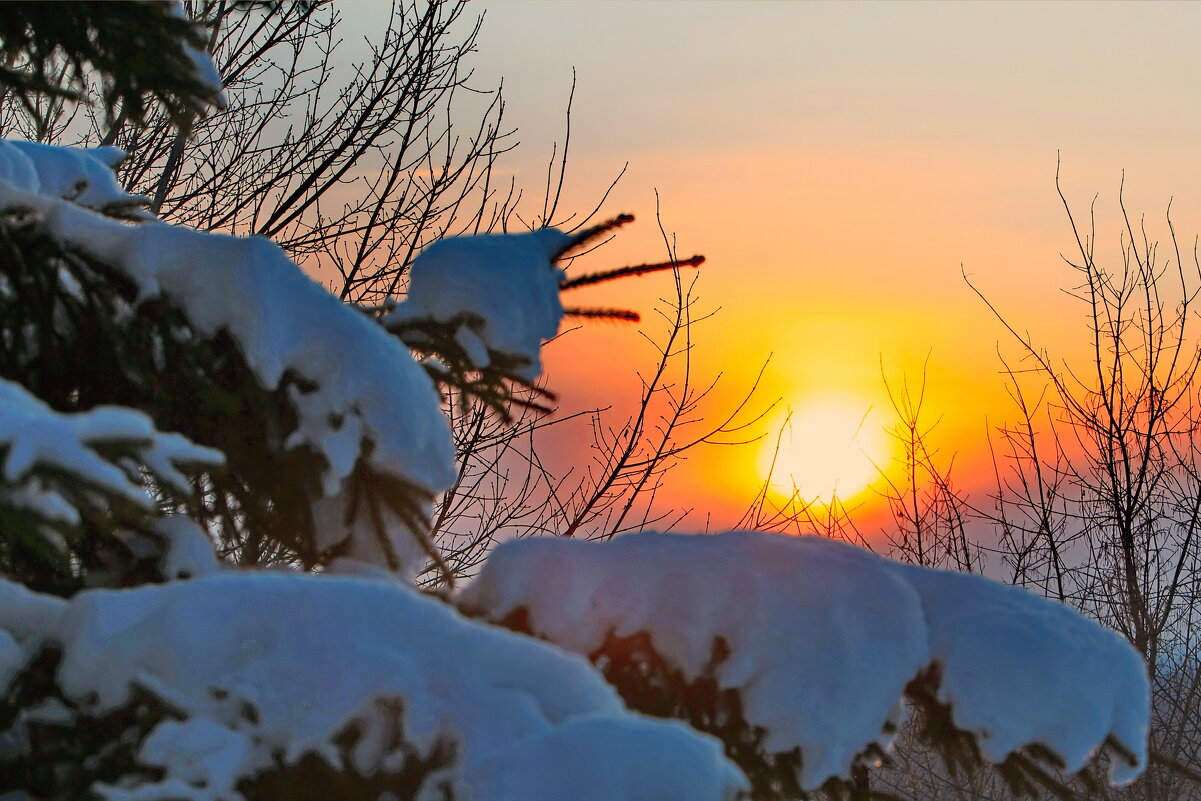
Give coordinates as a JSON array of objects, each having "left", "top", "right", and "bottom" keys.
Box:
[
  {"left": 461, "top": 531, "right": 1150, "bottom": 789},
  {"left": 893, "top": 562, "right": 1150, "bottom": 784},
  {"left": 0, "top": 140, "right": 149, "bottom": 215},
  {"left": 154, "top": 516, "right": 222, "bottom": 580},
  {"left": 0, "top": 578, "right": 67, "bottom": 688},
  {"left": 0, "top": 572, "right": 746, "bottom": 801}
]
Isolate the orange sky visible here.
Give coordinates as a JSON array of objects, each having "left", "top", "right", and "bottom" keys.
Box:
[{"left": 347, "top": 2, "right": 1201, "bottom": 531}]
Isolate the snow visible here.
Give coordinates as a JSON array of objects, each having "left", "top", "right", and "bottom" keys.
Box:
[
  {"left": 0, "top": 377, "right": 223, "bottom": 520},
  {"left": 461, "top": 532, "right": 929, "bottom": 789},
  {"left": 0, "top": 572, "right": 745, "bottom": 801},
  {"left": 0, "top": 577, "right": 67, "bottom": 687},
  {"left": 0, "top": 576, "right": 68, "bottom": 640},
  {"left": 472, "top": 716, "right": 746, "bottom": 801},
  {"left": 893, "top": 562, "right": 1150, "bottom": 784},
  {"left": 166, "top": 1, "right": 227, "bottom": 109},
  {"left": 104, "top": 717, "right": 252, "bottom": 801},
  {"left": 310, "top": 490, "right": 430, "bottom": 573},
  {"left": 0, "top": 153, "right": 459, "bottom": 567},
  {"left": 1, "top": 479, "right": 80, "bottom": 525},
  {"left": 154, "top": 516, "right": 222, "bottom": 580},
  {"left": 385, "top": 228, "right": 573, "bottom": 381},
  {"left": 0, "top": 140, "right": 149, "bottom": 216},
  {"left": 461, "top": 531, "right": 1150, "bottom": 789}
]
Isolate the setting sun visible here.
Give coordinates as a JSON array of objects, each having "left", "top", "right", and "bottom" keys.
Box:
[{"left": 757, "top": 396, "right": 891, "bottom": 504}]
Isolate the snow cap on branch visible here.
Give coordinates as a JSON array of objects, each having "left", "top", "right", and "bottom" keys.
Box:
[
  {"left": 165, "top": 0, "right": 227, "bottom": 109},
  {"left": 2, "top": 572, "right": 747, "bottom": 801},
  {"left": 461, "top": 531, "right": 1151, "bottom": 789},
  {"left": 892, "top": 561, "right": 1150, "bottom": 784},
  {"left": 0, "top": 377, "right": 223, "bottom": 524},
  {"left": 385, "top": 228, "right": 572, "bottom": 381},
  {"left": 0, "top": 168, "right": 457, "bottom": 502},
  {"left": 154, "top": 516, "right": 222, "bottom": 581},
  {"left": 0, "top": 140, "right": 150, "bottom": 216}
]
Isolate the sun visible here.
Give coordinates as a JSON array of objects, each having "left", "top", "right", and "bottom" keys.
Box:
[{"left": 757, "top": 396, "right": 890, "bottom": 504}]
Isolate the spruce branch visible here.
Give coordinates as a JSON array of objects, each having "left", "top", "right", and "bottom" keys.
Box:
[
  {"left": 563, "top": 306, "right": 641, "bottom": 323},
  {"left": 388, "top": 316, "right": 557, "bottom": 423},
  {"left": 554, "top": 212, "right": 636, "bottom": 260},
  {"left": 559, "top": 254, "right": 705, "bottom": 291}
]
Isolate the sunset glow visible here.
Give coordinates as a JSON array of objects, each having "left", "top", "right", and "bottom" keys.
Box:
[
  {"left": 412, "top": 1, "right": 1201, "bottom": 530},
  {"left": 757, "top": 397, "right": 891, "bottom": 505}
]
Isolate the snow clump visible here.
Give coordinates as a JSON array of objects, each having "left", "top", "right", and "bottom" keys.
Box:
[
  {"left": 461, "top": 531, "right": 1150, "bottom": 789},
  {"left": 0, "top": 140, "right": 149, "bottom": 216},
  {"left": 0, "top": 173, "right": 457, "bottom": 506},
  {"left": 385, "top": 228, "right": 572, "bottom": 381},
  {"left": 0, "top": 571, "right": 747, "bottom": 801},
  {"left": 166, "top": 0, "right": 227, "bottom": 107},
  {"left": 892, "top": 561, "right": 1150, "bottom": 784},
  {"left": 0, "top": 376, "right": 223, "bottom": 524}
]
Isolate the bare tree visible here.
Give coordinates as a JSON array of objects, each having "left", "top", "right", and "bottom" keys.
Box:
[
  {"left": 866, "top": 167, "right": 1201, "bottom": 801},
  {"left": 426, "top": 207, "right": 770, "bottom": 581},
  {"left": 876, "top": 360, "right": 978, "bottom": 572},
  {"left": 970, "top": 169, "right": 1201, "bottom": 666},
  {"left": 969, "top": 169, "right": 1201, "bottom": 799}
]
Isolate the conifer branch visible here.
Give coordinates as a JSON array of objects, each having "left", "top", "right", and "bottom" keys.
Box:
[
  {"left": 554, "top": 213, "right": 635, "bottom": 260},
  {"left": 560, "top": 254, "right": 705, "bottom": 291},
  {"left": 563, "top": 306, "right": 641, "bottom": 322}
]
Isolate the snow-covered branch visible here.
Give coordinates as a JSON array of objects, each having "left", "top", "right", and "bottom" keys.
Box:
[{"left": 462, "top": 531, "right": 1150, "bottom": 794}]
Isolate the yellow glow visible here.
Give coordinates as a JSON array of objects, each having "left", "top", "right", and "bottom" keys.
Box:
[{"left": 757, "top": 396, "right": 890, "bottom": 504}]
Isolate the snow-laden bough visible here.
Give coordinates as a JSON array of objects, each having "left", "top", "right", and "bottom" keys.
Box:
[
  {"left": 460, "top": 531, "right": 1150, "bottom": 790},
  {"left": 0, "top": 377, "right": 223, "bottom": 527},
  {"left": 0, "top": 570, "right": 746, "bottom": 801}
]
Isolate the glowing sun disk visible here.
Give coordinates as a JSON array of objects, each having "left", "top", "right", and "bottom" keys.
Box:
[{"left": 758, "top": 398, "right": 888, "bottom": 504}]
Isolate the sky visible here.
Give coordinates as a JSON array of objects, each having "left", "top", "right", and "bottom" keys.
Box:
[{"left": 347, "top": 1, "right": 1201, "bottom": 531}]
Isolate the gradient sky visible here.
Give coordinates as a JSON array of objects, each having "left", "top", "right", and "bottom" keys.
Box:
[{"left": 350, "top": 2, "right": 1201, "bottom": 529}]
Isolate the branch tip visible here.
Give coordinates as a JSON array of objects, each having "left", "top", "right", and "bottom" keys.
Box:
[
  {"left": 564, "top": 306, "right": 641, "bottom": 323},
  {"left": 556, "top": 213, "right": 636, "bottom": 259},
  {"left": 560, "top": 254, "right": 705, "bottom": 291}
]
